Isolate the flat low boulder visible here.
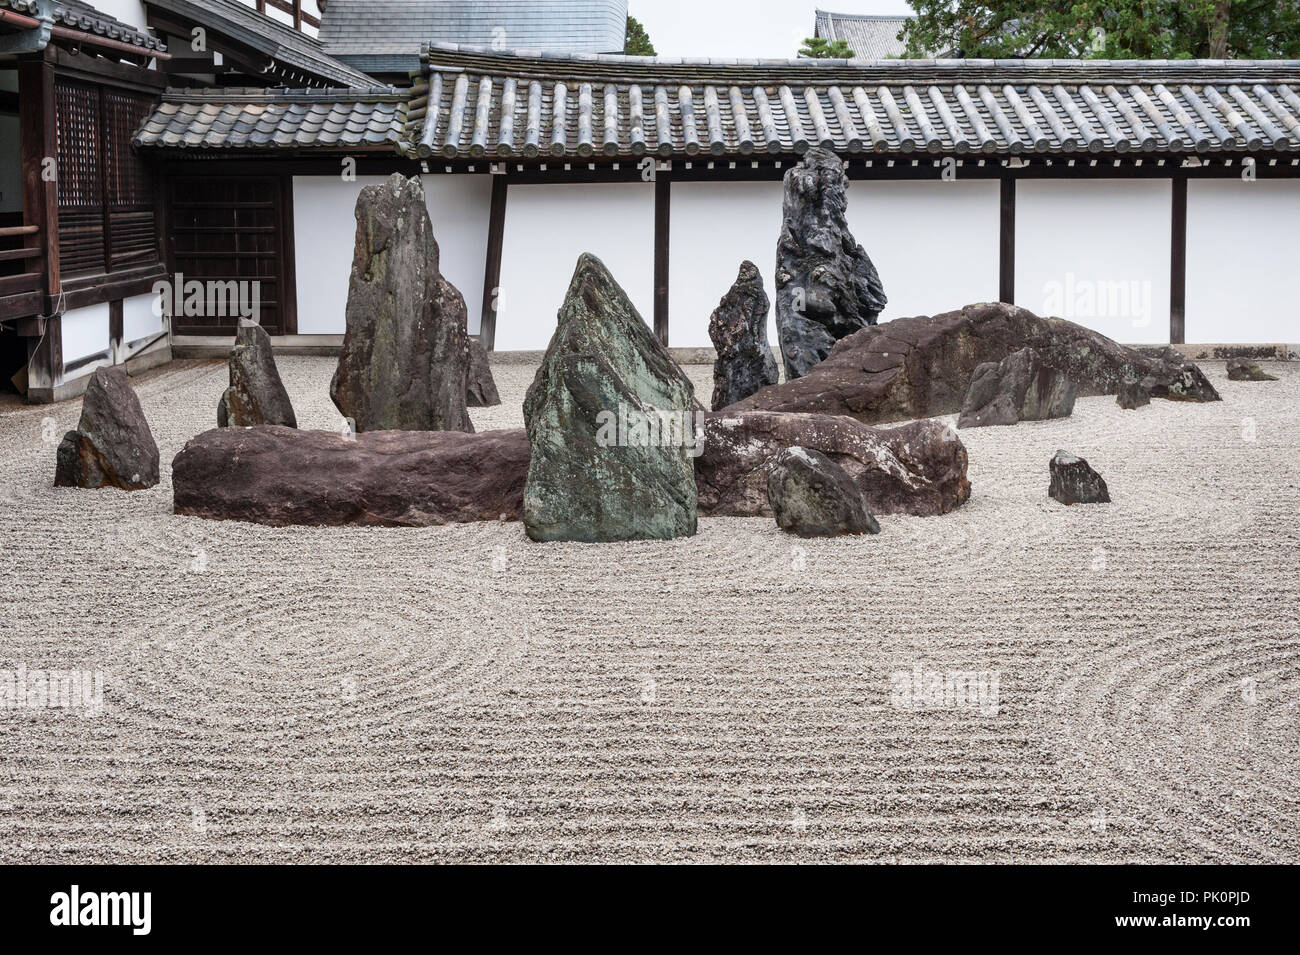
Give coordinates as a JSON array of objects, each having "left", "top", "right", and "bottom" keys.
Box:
[
  {"left": 767, "top": 447, "right": 881, "bottom": 538},
  {"left": 172, "top": 426, "right": 529, "bottom": 527},
  {"left": 1227, "top": 357, "right": 1278, "bottom": 382},
  {"left": 958, "top": 347, "right": 1076, "bottom": 429},
  {"left": 55, "top": 366, "right": 159, "bottom": 491},
  {"left": 696, "top": 411, "right": 969, "bottom": 518},
  {"left": 728, "top": 302, "right": 1220, "bottom": 425}
]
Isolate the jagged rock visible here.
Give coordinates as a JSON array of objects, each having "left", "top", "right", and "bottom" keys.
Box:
[
  {"left": 729, "top": 303, "right": 1221, "bottom": 424},
  {"left": 1226, "top": 357, "right": 1278, "bottom": 382},
  {"left": 173, "top": 426, "right": 529, "bottom": 527},
  {"left": 767, "top": 447, "right": 881, "bottom": 538},
  {"left": 217, "top": 320, "right": 297, "bottom": 428},
  {"left": 523, "top": 253, "right": 698, "bottom": 543},
  {"left": 958, "top": 347, "right": 1076, "bottom": 429},
  {"left": 775, "top": 147, "right": 887, "bottom": 380},
  {"left": 709, "top": 261, "right": 779, "bottom": 411},
  {"left": 1049, "top": 450, "right": 1111, "bottom": 505},
  {"left": 467, "top": 337, "right": 502, "bottom": 407},
  {"left": 330, "top": 173, "right": 473, "bottom": 434},
  {"left": 1116, "top": 377, "right": 1151, "bottom": 410},
  {"left": 696, "top": 411, "right": 969, "bottom": 518},
  {"left": 54, "top": 366, "right": 159, "bottom": 491}
]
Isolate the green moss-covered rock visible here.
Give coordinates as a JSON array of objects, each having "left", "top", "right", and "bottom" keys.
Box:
[{"left": 523, "top": 254, "right": 698, "bottom": 543}]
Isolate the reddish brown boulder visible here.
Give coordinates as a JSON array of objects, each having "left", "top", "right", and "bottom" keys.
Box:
[
  {"left": 173, "top": 426, "right": 529, "bottom": 527},
  {"left": 728, "top": 302, "right": 1219, "bottom": 425},
  {"left": 696, "top": 411, "right": 970, "bottom": 518}
]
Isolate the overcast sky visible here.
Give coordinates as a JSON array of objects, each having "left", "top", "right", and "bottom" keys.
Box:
[{"left": 631, "top": 0, "right": 916, "bottom": 59}]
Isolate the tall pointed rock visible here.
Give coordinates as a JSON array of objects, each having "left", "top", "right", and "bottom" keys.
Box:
[
  {"left": 330, "top": 173, "right": 473, "bottom": 433},
  {"left": 523, "top": 254, "right": 698, "bottom": 543},
  {"left": 218, "top": 319, "right": 297, "bottom": 428}
]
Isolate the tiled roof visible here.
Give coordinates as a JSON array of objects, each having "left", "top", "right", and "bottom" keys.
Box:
[
  {"left": 319, "top": 0, "right": 628, "bottom": 75},
  {"left": 133, "top": 88, "right": 407, "bottom": 149},
  {"left": 1, "top": 0, "right": 167, "bottom": 53},
  {"left": 815, "top": 10, "right": 913, "bottom": 60},
  {"left": 402, "top": 44, "right": 1300, "bottom": 159},
  {"left": 141, "top": 0, "right": 374, "bottom": 88},
  {"left": 0, "top": 0, "right": 40, "bottom": 15}
]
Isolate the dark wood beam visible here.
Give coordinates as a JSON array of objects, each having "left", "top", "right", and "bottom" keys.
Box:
[
  {"left": 1170, "top": 176, "right": 1187, "bottom": 346},
  {"left": 654, "top": 169, "right": 671, "bottom": 346},
  {"left": 19, "top": 50, "right": 59, "bottom": 301},
  {"left": 999, "top": 177, "right": 1015, "bottom": 305},
  {"left": 478, "top": 173, "right": 508, "bottom": 351}
]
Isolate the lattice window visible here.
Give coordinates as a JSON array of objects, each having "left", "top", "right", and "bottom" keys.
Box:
[{"left": 55, "top": 80, "right": 159, "bottom": 276}]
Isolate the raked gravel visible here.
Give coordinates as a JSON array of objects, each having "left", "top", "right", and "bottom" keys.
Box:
[{"left": 0, "top": 358, "right": 1297, "bottom": 863}]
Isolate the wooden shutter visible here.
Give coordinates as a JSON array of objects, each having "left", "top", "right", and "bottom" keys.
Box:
[{"left": 103, "top": 90, "right": 158, "bottom": 271}]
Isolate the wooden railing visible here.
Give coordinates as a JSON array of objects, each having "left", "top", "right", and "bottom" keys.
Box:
[{"left": 0, "top": 222, "right": 45, "bottom": 320}]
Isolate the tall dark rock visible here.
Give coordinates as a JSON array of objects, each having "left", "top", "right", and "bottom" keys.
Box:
[
  {"left": 54, "top": 366, "right": 159, "bottom": 491},
  {"left": 330, "top": 173, "right": 473, "bottom": 434},
  {"left": 217, "top": 320, "right": 297, "bottom": 428},
  {"left": 709, "top": 261, "right": 779, "bottom": 411},
  {"left": 523, "top": 254, "right": 698, "bottom": 543},
  {"left": 775, "top": 147, "right": 887, "bottom": 380}
]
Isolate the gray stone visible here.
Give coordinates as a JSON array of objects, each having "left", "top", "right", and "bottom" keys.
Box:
[
  {"left": 217, "top": 320, "right": 297, "bottom": 428},
  {"left": 523, "top": 253, "right": 698, "bottom": 543},
  {"left": 54, "top": 366, "right": 159, "bottom": 491},
  {"left": 173, "top": 426, "right": 530, "bottom": 527},
  {"left": 696, "top": 411, "right": 969, "bottom": 518},
  {"left": 1049, "top": 450, "right": 1111, "bottom": 505},
  {"left": 330, "top": 173, "right": 473, "bottom": 434},
  {"left": 709, "top": 261, "right": 779, "bottom": 411},
  {"left": 767, "top": 446, "right": 881, "bottom": 538},
  {"left": 775, "top": 147, "right": 887, "bottom": 380},
  {"left": 467, "top": 337, "right": 502, "bottom": 407},
  {"left": 1116, "top": 377, "right": 1151, "bottom": 410},
  {"left": 1226, "top": 357, "right": 1278, "bottom": 381},
  {"left": 958, "top": 347, "right": 1076, "bottom": 429}
]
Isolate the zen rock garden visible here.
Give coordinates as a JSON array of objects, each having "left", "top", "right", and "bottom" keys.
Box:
[{"left": 56, "top": 155, "right": 1254, "bottom": 534}]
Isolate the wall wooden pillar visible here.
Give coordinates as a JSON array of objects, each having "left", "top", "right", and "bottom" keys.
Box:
[
  {"left": 19, "top": 49, "right": 62, "bottom": 396},
  {"left": 479, "top": 173, "right": 508, "bottom": 351},
  {"left": 999, "top": 176, "right": 1015, "bottom": 305},
  {"left": 653, "top": 169, "right": 671, "bottom": 346},
  {"left": 1170, "top": 176, "right": 1187, "bottom": 345}
]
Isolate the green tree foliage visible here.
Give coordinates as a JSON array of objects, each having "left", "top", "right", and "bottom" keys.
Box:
[
  {"left": 901, "top": 1, "right": 1300, "bottom": 60},
  {"left": 624, "top": 15, "right": 657, "bottom": 56},
  {"left": 799, "top": 37, "right": 857, "bottom": 59}
]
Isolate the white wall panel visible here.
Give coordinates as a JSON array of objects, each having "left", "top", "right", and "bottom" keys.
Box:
[
  {"left": 668, "top": 181, "right": 783, "bottom": 348},
  {"left": 62, "top": 303, "right": 110, "bottom": 365},
  {"left": 496, "top": 182, "right": 655, "bottom": 350},
  {"left": 1186, "top": 179, "right": 1300, "bottom": 344},
  {"left": 122, "top": 292, "right": 163, "bottom": 344},
  {"left": 292, "top": 175, "right": 491, "bottom": 335},
  {"left": 1016, "top": 179, "right": 1171, "bottom": 344},
  {"left": 848, "top": 179, "right": 1001, "bottom": 322}
]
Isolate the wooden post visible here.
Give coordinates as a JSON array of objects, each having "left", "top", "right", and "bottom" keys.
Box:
[
  {"left": 479, "top": 173, "right": 508, "bottom": 351},
  {"left": 653, "top": 169, "right": 671, "bottom": 346},
  {"left": 19, "top": 50, "right": 59, "bottom": 299},
  {"left": 1170, "top": 176, "right": 1187, "bottom": 346},
  {"left": 999, "top": 176, "right": 1015, "bottom": 305}
]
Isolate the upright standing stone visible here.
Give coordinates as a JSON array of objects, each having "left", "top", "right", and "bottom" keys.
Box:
[
  {"left": 958, "top": 347, "right": 1077, "bottom": 429},
  {"left": 330, "top": 173, "right": 473, "bottom": 433},
  {"left": 523, "top": 253, "right": 698, "bottom": 543},
  {"left": 466, "top": 337, "right": 502, "bottom": 407},
  {"left": 54, "top": 366, "right": 160, "bottom": 490},
  {"left": 217, "top": 320, "right": 297, "bottom": 428},
  {"left": 709, "top": 261, "right": 779, "bottom": 411},
  {"left": 775, "top": 147, "right": 887, "bottom": 380}
]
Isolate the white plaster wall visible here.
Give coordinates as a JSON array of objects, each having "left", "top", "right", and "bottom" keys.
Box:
[
  {"left": 668, "top": 181, "right": 783, "bottom": 349},
  {"left": 292, "top": 174, "right": 492, "bottom": 336},
  {"left": 1016, "top": 179, "right": 1172, "bottom": 344},
  {"left": 122, "top": 292, "right": 163, "bottom": 344},
  {"left": 497, "top": 182, "right": 655, "bottom": 350},
  {"left": 848, "top": 179, "right": 1001, "bottom": 322},
  {"left": 87, "top": 1, "right": 149, "bottom": 31},
  {"left": 1186, "top": 179, "right": 1300, "bottom": 344},
  {"left": 62, "top": 303, "right": 110, "bottom": 365}
]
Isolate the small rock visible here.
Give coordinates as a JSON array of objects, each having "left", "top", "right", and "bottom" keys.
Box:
[
  {"left": 217, "top": 320, "right": 297, "bottom": 428},
  {"left": 767, "top": 447, "right": 881, "bottom": 537},
  {"left": 1226, "top": 357, "right": 1278, "bottom": 382},
  {"left": 1116, "top": 377, "right": 1151, "bottom": 410},
  {"left": 709, "top": 261, "right": 779, "bottom": 410},
  {"left": 958, "top": 347, "right": 1076, "bottom": 429},
  {"left": 54, "top": 366, "right": 160, "bottom": 491},
  {"left": 467, "top": 337, "right": 502, "bottom": 407},
  {"left": 1049, "top": 450, "right": 1110, "bottom": 505}
]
